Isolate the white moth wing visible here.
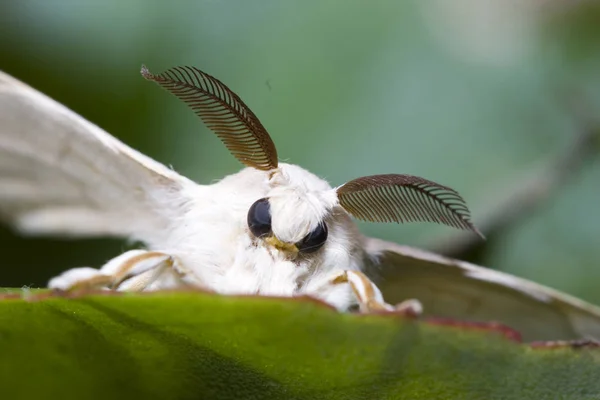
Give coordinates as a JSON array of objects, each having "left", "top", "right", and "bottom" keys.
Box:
[
  {"left": 0, "top": 70, "right": 191, "bottom": 243},
  {"left": 366, "top": 237, "right": 600, "bottom": 342}
]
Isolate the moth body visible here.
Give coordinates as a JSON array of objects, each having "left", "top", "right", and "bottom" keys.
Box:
[{"left": 143, "top": 163, "right": 364, "bottom": 310}]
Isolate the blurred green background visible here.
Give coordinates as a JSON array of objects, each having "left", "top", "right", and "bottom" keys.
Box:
[{"left": 1, "top": 1, "right": 599, "bottom": 304}]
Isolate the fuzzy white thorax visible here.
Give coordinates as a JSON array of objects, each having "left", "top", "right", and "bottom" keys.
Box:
[{"left": 145, "top": 163, "right": 366, "bottom": 310}]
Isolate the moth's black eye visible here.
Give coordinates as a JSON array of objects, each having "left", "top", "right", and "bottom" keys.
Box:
[
  {"left": 297, "top": 222, "right": 328, "bottom": 254},
  {"left": 248, "top": 198, "right": 272, "bottom": 238}
]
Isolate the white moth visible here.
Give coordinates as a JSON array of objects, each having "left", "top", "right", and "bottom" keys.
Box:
[{"left": 1, "top": 65, "right": 599, "bottom": 340}]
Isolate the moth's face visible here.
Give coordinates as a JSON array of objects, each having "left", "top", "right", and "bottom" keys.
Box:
[{"left": 245, "top": 164, "right": 340, "bottom": 258}]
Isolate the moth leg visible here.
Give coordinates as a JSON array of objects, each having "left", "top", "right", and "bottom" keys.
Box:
[
  {"left": 333, "top": 270, "right": 423, "bottom": 315},
  {"left": 394, "top": 298, "right": 423, "bottom": 316},
  {"left": 48, "top": 250, "right": 181, "bottom": 292}
]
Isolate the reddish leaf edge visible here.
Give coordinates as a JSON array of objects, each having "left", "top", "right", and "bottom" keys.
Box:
[
  {"left": 2, "top": 288, "right": 598, "bottom": 349},
  {"left": 423, "top": 317, "right": 522, "bottom": 342},
  {"left": 529, "top": 339, "right": 600, "bottom": 350}
]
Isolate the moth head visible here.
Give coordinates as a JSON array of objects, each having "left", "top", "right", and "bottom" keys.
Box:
[
  {"left": 141, "top": 64, "right": 483, "bottom": 258},
  {"left": 247, "top": 197, "right": 329, "bottom": 256},
  {"left": 247, "top": 164, "right": 338, "bottom": 257}
]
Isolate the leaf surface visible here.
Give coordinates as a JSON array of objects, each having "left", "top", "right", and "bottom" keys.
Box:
[{"left": 1, "top": 290, "right": 599, "bottom": 400}]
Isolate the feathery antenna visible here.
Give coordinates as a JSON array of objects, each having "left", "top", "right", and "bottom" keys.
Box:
[
  {"left": 337, "top": 174, "right": 483, "bottom": 237},
  {"left": 141, "top": 65, "right": 278, "bottom": 171}
]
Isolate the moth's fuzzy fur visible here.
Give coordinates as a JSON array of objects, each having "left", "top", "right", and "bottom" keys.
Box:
[{"left": 149, "top": 163, "right": 366, "bottom": 310}]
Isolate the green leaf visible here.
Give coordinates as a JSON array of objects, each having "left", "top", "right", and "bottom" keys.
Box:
[{"left": 1, "top": 290, "right": 599, "bottom": 399}]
